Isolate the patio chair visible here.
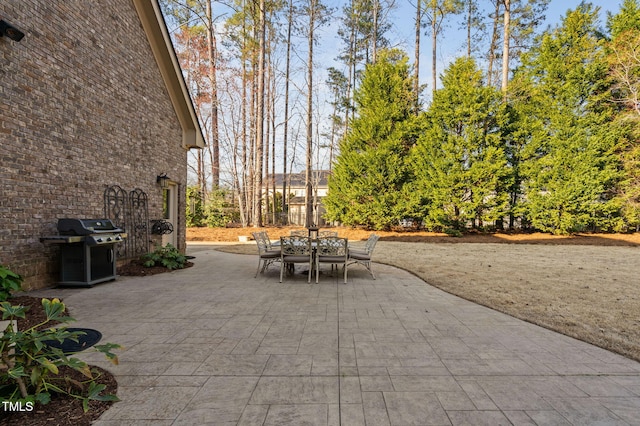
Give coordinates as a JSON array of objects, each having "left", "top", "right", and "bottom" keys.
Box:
[
  {"left": 252, "top": 231, "right": 281, "bottom": 278},
  {"left": 318, "top": 230, "right": 338, "bottom": 237},
  {"left": 280, "top": 235, "right": 313, "bottom": 283},
  {"left": 317, "top": 230, "right": 339, "bottom": 271},
  {"left": 316, "top": 237, "right": 348, "bottom": 284},
  {"left": 348, "top": 233, "right": 380, "bottom": 279}
]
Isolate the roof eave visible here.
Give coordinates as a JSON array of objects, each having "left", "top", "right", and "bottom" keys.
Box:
[{"left": 132, "top": 0, "right": 206, "bottom": 150}]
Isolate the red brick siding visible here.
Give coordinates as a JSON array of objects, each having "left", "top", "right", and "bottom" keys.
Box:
[{"left": 1, "top": 1, "right": 188, "bottom": 289}]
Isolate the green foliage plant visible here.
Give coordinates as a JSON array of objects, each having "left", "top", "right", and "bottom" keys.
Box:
[
  {"left": 444, "top": 228, "right": 463, "bottom": 238},
  {"left": 186, "top": 186, "right": 205, "bottom": 227},
  {"left": 0, "top": 265, "right": 23, "bottom": 302},
  {"left": 324, "top": 49, "right": 419, "bottom": 230},
  {"left": 607, "top": 0, "right": 640, "bottom": 38},
  {"left": 187, "top": 187, "right": 238, "bottom": 228},
  {"left": 142, "top": 243, "right": 187, "bottom": 270},
  {"left": 204, "top": 189, "right": 237, "bottom": 227},
  {"left": 512, "top": 4, "right": 624, "bottom": 234},
  {"left": 0, "top": 297, "right": 120, "bottom": 412},
  {"left": 411, "top": 57, "right": 511, "bottom": 231}
]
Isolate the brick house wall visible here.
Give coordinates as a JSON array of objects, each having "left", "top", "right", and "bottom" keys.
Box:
[{"left": 0, "top": 1, "right": 197, "bottom": 290}]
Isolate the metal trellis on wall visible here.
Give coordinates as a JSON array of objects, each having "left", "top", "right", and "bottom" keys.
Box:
[
  {"left": 104, "top": 185, "right": 128, "bottom": 258},
  {"left": 129, "top": 188, "right": 149, "bottom": 258},
  {"left": 104, "top": 185, "right": 149, "bottom": 258}
]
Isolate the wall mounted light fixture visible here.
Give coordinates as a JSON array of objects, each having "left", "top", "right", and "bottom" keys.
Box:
[
  {"left": 0, "top": 19, "right": 25, "bottom": 42},
  {"left": 156, "top": 173, "right": 170, "bottom": 189}
]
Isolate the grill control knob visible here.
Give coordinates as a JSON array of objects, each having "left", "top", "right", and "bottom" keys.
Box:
[
  {"left": 96, "top": 238, "right": 103, "bottom": 243},
  {"left": 106, "top": 237, "right": 112, "bottom": 242}
]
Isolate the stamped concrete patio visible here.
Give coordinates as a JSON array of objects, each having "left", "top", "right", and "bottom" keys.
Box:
[{"left": 32, "top": 243, "right": 640, "bottom": 425}]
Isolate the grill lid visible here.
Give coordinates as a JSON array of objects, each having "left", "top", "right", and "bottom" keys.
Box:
[{"left": 57, "top": 218, "right": 124, "bottom": 235}]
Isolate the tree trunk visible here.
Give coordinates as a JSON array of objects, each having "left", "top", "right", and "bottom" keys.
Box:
[
  {"left": 305, "top": 0, "right": 316, "bottom": 228},
  {"left": 264, "top": 53, "right": 271, "bottom": 224},
  {"left": 487, "top": 0, "right": 500, "bottom": 87},
  {"left": 501, "top": 0, "right": 511, "bottom": 99},
  {"left": 345, "top": 0, "right": 356, "bottom": 137},
  {"left": 241, "top": 0, "right": 250, "bottom": 225},
  {"left": 197, "top": 149, "right": 205, "bottom": 198},
  {"left": 206, "top": 1, "right": 220, "bottom": 189},
  {"left": 282, "top": 0, "right": 293, "bottom": 224},
  {"left": 414, "top": 0, "right": 421, "bottom": 112},
  {"left": 431, "top": 2, "right": 437, "bottom": 96},
  {"left": 372, "top": 0, "right": 379, "bottom": 63},
  {"left": 466, "top": 0, "right": 471, "bottom": 57},
  {"left": 253, "top": 0, "right": 266, "bottom": 227},
  {"left": 270, "top": 44, "right": 277, "bottom": 225},
  {"left": 232, "top": 106, "right": 247, "bottom": 227}
]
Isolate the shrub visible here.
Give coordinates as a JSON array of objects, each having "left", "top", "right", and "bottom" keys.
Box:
[
  {"left": 444, "top": 228, "right": 463, "bottom": 238},
  {"left": 0, "top": 265, "right": 22, "bottom": 302},
  {"left": 203, "top": 191, "right": 232, "bottom": 228},
  {"left": 0, "top": 298, "right": 120, "bottom": 412},
  {"left": 186, "top": 186, "right": 205, "bottom": 227},
  {"left": 141, "top": 243, "right": 187, "bottom": 270}
]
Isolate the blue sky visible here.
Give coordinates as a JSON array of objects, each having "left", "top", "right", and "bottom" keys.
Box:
[
  {"left": 202, "top": 1, "right": 627, "bottom": 176},
  {"left": 319, "top": 0, "right": 622, "bottom": 93},
  {"left": 204, "top": 1, "right": 624, "bottom": 98},
  {"left": 301, "top": 0, "right": 626, "bottom": 170},
  {"left": 545, "top": 0, "right": 618, "bottom": 25}
]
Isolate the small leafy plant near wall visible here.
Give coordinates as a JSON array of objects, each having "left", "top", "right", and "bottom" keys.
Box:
[
  {"left": 0, "top": 266, "right": 121, "bottom": 412},
  {"left": 141, "top": 243, "right": 187, "bottom": 270},
  {"left": 0, "top": 265, "right": 23, "bottom": 302}
]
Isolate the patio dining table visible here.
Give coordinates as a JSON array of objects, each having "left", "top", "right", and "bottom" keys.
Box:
[{"left": 271, "top": 236, "right": 348, "bottom": 283}]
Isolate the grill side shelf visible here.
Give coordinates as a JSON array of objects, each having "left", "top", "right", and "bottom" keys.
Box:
[{"left": 40, "top": 236, "right": 85, "bottom": 244}]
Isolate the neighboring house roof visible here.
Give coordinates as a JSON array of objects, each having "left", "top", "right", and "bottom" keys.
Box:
[
  {"left": 268, "top": 171, "right": 331, "bottom": 188},
  {"left": 132, "top": 0, "right": 205, "bottom": 149}
]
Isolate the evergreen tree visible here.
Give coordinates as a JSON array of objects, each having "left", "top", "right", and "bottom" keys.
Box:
[
  {"left": 324, "top": 49, "right": 418, "bottom": 230},
  {"left": 513, "top": 4, "right": 624, "bottom": 234},
  {"left": 607, "top": 0, "right": 640, "bottom": 38},
  {"left": 410, "top": 56, "right": 510, "bottom": 231},
  {"left": 607, "top": 0, "right": 640, "bottom": 229}
]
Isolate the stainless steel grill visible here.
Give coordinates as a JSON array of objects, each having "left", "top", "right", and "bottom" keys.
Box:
[{"left": 40, "top": 218, "right": 127, "bottom": 287}]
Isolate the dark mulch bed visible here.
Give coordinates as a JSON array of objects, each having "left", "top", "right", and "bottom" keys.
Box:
[
  {"left": 11, "top": 295, "right": 64, "bottom": 331},
  {"left": 1, "top": 296, "right": 118, "bottom": 426},
  {"left": 0, "top": 365, "right": 118, "bottom": 426},
  {"left": 118, "top": 258, "right": 194, "bottom": 276}
]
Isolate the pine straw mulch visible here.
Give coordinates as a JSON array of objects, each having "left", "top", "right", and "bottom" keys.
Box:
[{"left": 187, "top": 225, "right": 640, "bottom": 246}]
